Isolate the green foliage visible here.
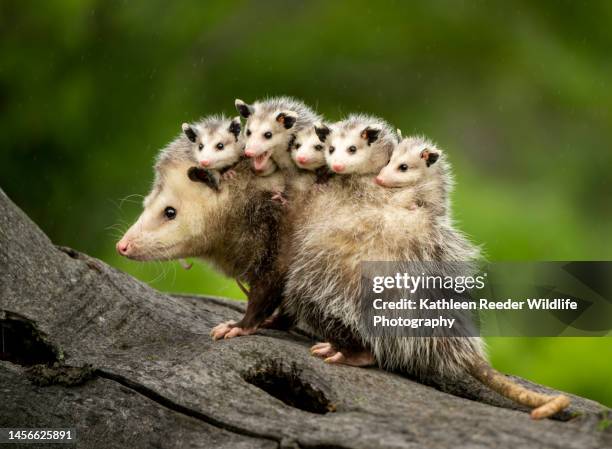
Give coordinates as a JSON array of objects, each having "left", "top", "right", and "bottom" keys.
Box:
[{"left": 1, "top": 1, "right": 610, "bottom": 406}]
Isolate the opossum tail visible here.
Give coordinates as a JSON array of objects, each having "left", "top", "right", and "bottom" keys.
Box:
[{"left": 469, "top": 358, "right": 570, "bottom": 419}]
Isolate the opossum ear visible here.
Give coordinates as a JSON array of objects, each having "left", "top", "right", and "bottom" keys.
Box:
[
  {"left": 420, "top": 149, "right": 440, "bottom": 167},
  {"left": 235, "top": 99, "right": 254, "bottom": 118},
  {"left": 314, "top": 123, "right": 331, "bottom": 142},
  {"left": 187, "top": 167, "right": 220, "bottom": 191},
  {"left": 276, "top": 111, "right": 297, "bottom": 129},
  {"left": 228, "top": 117, "right": 241, "bottom": 141},
  {"left": 182, "top": 123, "right": 198, "bottom": 143},
  {"left": 360, "top": 125, "right": 382, "bottom": 145}
]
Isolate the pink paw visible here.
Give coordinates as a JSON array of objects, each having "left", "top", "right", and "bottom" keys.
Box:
[
  {"left": 224, "top": 326, "right": 257, "bottom": 339},
  {"left": 271, "top": 191, "right": 288, "bottom": 205},
  {"left": 310, "top": 342, "right": 376, "bottom": 367},
  {"left": 211, "top": 320, "right": 236, "bottom": 340},
  {"left": 222, "top": 170, "right": 237, "bottom": 180}
]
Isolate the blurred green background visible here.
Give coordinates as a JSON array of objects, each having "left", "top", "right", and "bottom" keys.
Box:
[{"left": 1, "top": 1, "right": 610, "bottom": 406}]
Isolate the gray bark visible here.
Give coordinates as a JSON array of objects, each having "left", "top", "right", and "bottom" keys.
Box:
[{"left": 0, "top": 188, "right": 610, "bottom": 449}]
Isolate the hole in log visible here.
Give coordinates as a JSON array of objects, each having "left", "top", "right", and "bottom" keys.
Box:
[
  {"left": 0, "top": 317, "right": 58, "bottom": 366},
  {"left": 243, "top": 360, "right": 333, "bottom": 415}
]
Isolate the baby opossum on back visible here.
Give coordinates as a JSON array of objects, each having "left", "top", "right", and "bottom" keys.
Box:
[
  {"left": 235, "top": 96, "right": 320, "bottom": 175},
  {"left": 325, "top": 114, "right": 397, "bottom": 176},
  {"left": 376, "top": 135, "right": 451, "bottom": 216},
  {"left": 181, "top": 115, "right": 244, "bottom": 179}
]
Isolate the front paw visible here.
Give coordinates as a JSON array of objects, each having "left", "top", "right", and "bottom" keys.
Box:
[
  {"left": 221, "top": 169, "right": 237, "bottom": 180},
  {"left": 271, "top": 191, "right": 288, "bottom": 205},
  {"left": 210, "top": 320, "right": 236, "bottom": 340}
]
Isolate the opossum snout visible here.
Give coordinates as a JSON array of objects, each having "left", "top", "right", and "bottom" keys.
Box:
[
  {"left": 116, "top": 238, "right": 130, "bottom": 256},
  {"left": 297, "top": 155, "right": 308, "bottom": 164},
  {"left": 331, "top": 163, "right": 345, "bottom": 173},
  {"left": 375, "top": 176, "right": 385, "bottom": 186},
  {"left": 199, "top": 159, "right": 211, "bottom": 167},
  {"left": 245, "top": 149, "right": 256, "bottom": 157}
]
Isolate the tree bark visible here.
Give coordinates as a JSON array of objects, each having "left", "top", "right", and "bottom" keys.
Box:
[{"left": 0, "top": 188, "right": 610, "bottom": 449}]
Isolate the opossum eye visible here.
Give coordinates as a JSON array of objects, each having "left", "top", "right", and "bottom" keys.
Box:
[
  {"left": 399, "top": 164, "right": 408, "bottom": 172},
  {"left": 246, "top": 129, "right": 252, "bottom": 136},
  {"left": 198, "top": 143, "right": 204, "bottom": 151},
  {"left": 216, "top": 142, "right": 224, "bottom": 150},
  {"left": 164, "top": 207, "right": 177, "bottom": 220},
  {"left": 295, "top": 143, "right": 301, "bottom": 149},
  {"left": 348, "top": 145, "right": 357, "bottom": 154},
  {"left": 329, "top": 146, "right": 335, "bottom": 154},
  {"left": 314, "top": 144, "right": 323, "bottom": 151},
  {"left": 264, "top": 131, "right": 272, "bottom": 139}
]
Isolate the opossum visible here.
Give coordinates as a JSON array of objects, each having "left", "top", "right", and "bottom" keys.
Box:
[
  {"left": 181, "top": 116, "right": 244, "bottom": 179},
  {"left": 116, "top": 131, "right": 287, "bottom": 338},
  {"left": 282, "top": 165, "right": 569, "bottom": 419},
  {"left": 286, "top": 124, "right": 334, "bottom": 195},
  {"left": 235, "top": 96, "right": 320, "bottom": 175},
  {"left": 324, "top": 114, "right": 397, "bottom": 175},
  {"left": 376, "top": 135, "right": 451, "bottom": 216}
]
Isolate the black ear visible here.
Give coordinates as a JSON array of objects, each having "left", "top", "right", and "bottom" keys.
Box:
[
  {"left": 228, "top": 117, "right": 241, "bottom": 141},
  {"left": 360, "top": 125, "right": 382, "bottom": 145},
  {"left": 187, "top": 167, "right": 220, "bottom": 191},
  {"left": 314, "top": 123, "right": 331, "bottom": 142},
  {"left": 235, "top": 99, "right": 254, "bottom": 118},
  {"left": 276, "top": 111, "right": 297, "bottom": 129},
  {"left": 182, "top": 123, "right": 198, "bottom": 142},
  {"left": 420, "top": 149, "right": 440, "bottom": 167}
]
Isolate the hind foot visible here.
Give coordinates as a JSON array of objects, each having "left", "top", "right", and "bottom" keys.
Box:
[{"left": 310, "top": 342, "right": 376, "bottom": 367}]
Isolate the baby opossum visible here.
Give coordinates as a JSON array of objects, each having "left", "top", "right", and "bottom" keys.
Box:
[
  {"left": 116, "top": 130, "right": 287, "bottom": 338},
  {"left": 235, "top": 96, "right": 320, "bottom": 175},
  {"left": 181, "top": 115, "right": 243, "bottom": 179},
  {"left": 286, "top": 124, "right": 334, "bottom": 195},
  {"left": 376, "top": 135, "right": 451, "bottom": 216},
  {"left": 324, "top": 114, "right": 397, "bottom": 175}
]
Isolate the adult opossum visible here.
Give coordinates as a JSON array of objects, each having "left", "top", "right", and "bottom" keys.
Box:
[{"left": 116, "top": 133, "right": 286, "bottom": 338}]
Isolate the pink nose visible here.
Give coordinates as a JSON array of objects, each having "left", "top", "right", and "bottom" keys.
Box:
[
  {"left": 200, "top": 159, "right": 211, "bottom": 167},
  {"left": 375, "top": 176, "right": 385, "bottom": 186},
  {"left": 245, "top": 149, "right": 255, "bottom": 157},
  {"left": 332, "top": 163, "right": 345, "bottom": 173},
  {"left": 297, "top": 155, "right": 308, "bottom": 164},
  {"left": 116, "top": 239, "right": 130, "bottom": 256}
]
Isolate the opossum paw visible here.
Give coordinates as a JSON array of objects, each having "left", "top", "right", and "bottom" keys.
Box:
[
  {"left": 210, "top": 320, "right": 236, "bottom": 340},
  {"left": 271, "top": 191, "right": 288, "bottom": 205},
  {"left": 222, "top": 170, "right": 237, "bottom": 180},
  {"left": 310, "top": 342, "right": 335, "bottom": 358},
  {"left": 224, "top": 326, "right": 257, "bottom": 339},
  {"left": 324, "top": 349, "right": 376, "bottom": 367}
]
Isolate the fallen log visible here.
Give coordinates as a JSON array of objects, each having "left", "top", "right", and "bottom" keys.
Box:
[{"left": 0, "top": 188, "right": 610, "bottom": 449}]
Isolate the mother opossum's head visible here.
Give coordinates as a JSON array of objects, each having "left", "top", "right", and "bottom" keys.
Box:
[{"left": 116, "top": 162, "right": 226, "bottom": 261}]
